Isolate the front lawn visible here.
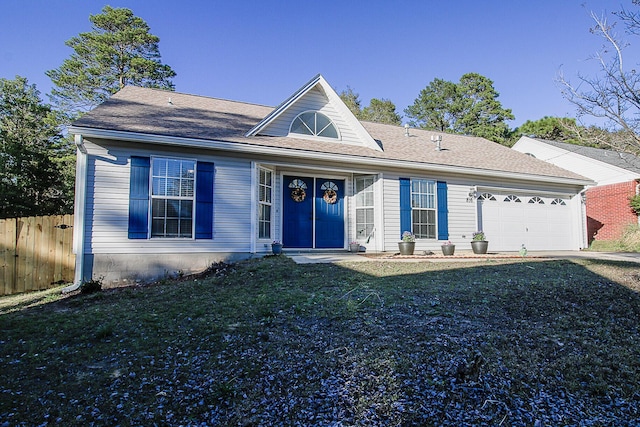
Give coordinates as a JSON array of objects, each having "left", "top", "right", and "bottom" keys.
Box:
[{"left": 1, "top": 257, "right": 640, "bottom": 426}]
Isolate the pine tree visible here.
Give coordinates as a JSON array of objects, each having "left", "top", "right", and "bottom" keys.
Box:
[
  {"left": 0, "top": 76, "right": 73, "bottom": 217},
  {"left": 46, "top": 6, "right": 176, "bottom": 115}
]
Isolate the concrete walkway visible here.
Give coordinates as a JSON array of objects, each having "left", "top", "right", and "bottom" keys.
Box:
[{"left": 288, "top": 250, "right": 640, "bottom": 264}]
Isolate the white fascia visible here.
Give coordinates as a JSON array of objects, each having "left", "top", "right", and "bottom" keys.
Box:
[{"left": 69, "top": 126, "right": 594, "bottom": 187}]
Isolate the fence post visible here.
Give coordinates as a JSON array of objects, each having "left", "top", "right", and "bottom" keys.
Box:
[{"left": 0, "top": 218, "right": 17, "bottom": 295}]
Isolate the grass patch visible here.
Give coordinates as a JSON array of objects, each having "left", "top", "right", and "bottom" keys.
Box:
[
  {"left": 589, "top": 224, "right": 640, "bottom": 252},
  {"left": 1, "top": 256, "right": 640, "bottom": 425},
  {"left": 0, "top": 285, "right": 66, "bottom": 315}
]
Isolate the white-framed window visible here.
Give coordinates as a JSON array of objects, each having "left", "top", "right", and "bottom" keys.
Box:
[
  {"left": 355, "top": 175, "right": 375, "bottom": 240},
  {"left": 504, "top": 195, "right": 521, "bottom": 203},
  {"left": 478, "top": 192, "right": 496, "bottom": 201},
  {"left": 551, "top": 198, "right": 567, "bottom": 206},
  {"left": 258, "top": 167, "right": 273, "bottom": 239},
  {"left": 290, "top": 111, "right": 339, "bottom": 139},
  {"left": 411, "top": 179, "right": 436, "bottom": 239},
  {"left": 151, "top": 157, "right": 195, "bottom": 238}
]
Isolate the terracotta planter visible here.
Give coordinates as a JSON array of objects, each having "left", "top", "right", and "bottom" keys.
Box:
[
  {"left": 398, "top": 241, "right": 415, "bottom": 255},
  {"left": 271, "top": 243, "right": 283, "bottom": 255},
  {"left": 441, "top": 244, "right": 455, "bottom": 256},
  {"left": 471, "top": 240, "right": 488, "bottom": 254}
]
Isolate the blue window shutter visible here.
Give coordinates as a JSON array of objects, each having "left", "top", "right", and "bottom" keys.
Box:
[
  {"left": 195, "top": 161, "right": 214, "bottom": 239},
  {"left": 128, "top": 156, "right": 150, "bottom": 239},
  {"left": 437, "top": 181, "right": 449, "bottom": 240},
  {"left": 399, "top": 178, "right": 411, "bottom": 239}
]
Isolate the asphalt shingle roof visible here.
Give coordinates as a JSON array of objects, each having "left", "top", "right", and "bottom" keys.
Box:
[{"left": 73, "top": 86, "right": 590, "bottom": 182}]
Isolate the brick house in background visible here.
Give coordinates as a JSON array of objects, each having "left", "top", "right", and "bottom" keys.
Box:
[
  {"left": 513, "top": 136, "right": 640, "bottom": 243},
  {"left": 585, "top": 181, "right": 638, "bottom": 241}
]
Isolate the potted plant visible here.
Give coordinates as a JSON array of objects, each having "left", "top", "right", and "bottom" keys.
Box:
[
  {"left": 441, "top": 240, "right": 455, "bottom": 256},
  {"left": 471, "top": 231, "right": 488, "bottom": 254},
  {"left": 398, "top": 231, "right": 416, "bottom": 255},
  {"left": 271, "top": 240, "right": 283, "bottom": 255},
  {"left": 349, "top": 241, "right": 361, "bottom": 253}
]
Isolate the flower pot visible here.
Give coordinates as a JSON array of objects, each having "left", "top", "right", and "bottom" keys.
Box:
[
  {"left": 471, "top": 240, "right": 488, "bottom": 254},
  {"left": 271, "top": 243, "right": 283, "bottom": 255},
  {"left": 441, "top": 244, "right": 455, "bottom": 256},
  {"left": 349, "top": 243, "right": 360, "bottom": 253},
  {"left": 398, "top": 241, "right": 415, "bottom": 255}
]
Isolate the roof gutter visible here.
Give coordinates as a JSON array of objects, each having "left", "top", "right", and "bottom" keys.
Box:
[{"left": 69, "top": 126, "right": 595, "bottom": 187}]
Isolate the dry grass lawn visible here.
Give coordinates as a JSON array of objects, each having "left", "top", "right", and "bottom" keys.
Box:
[{"left": 1, "top": 256, "right": 640, "bottom": 426}]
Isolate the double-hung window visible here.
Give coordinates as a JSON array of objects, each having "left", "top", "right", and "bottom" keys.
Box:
[
  {"left": 128, "top": 156, "right": 213, "bottom": 240},
  {"left": 151, "top": 158, "right": 195, "bottom": 238},
  {"left": 400, "top": 177, "right": 447, "bottom": 241},
  {"left": 411, "top": 179, "right": 436, "bottom": 239},
  {"left": 258, "top": 168, "right": 273, "bottom": 239},
  {"left": 355, "top": 176, "right": 375, "bottom": 240}
]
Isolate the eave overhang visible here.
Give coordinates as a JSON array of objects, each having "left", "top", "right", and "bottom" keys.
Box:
[{"left": 69, "top": 126, "right": 595, "bottom": 187}]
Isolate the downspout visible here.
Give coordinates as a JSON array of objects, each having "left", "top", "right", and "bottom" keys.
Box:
[
  {"left": 579, "top": 189, "right": 588, "bottom": 250},
  {"left": 62, "top": 134, "right": 88, "bottom": 293},
  {"left": 250, "top": 161, "right": 257, "bottom": 254}
]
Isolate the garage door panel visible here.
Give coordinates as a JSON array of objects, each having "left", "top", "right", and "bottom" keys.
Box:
[
  {"left": 481, "top": 200, "right": 523, "bottom": 251},
  {"left": 480, "top": 194, "right": 573, "bottom": 251}
]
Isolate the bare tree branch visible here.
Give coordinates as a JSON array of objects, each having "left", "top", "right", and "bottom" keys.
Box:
[{"left": 557, "top": 5, "right": 640, "bottom": 154}]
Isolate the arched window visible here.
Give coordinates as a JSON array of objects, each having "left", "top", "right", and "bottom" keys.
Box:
[
  {"left": 551, "top": 198, "right": 566, "bottom": 205},
  {"left": 320, "top": 181, "right": 339, "bottom": 204},
  {"left": 478, "top": 193, "right": 496, "bottom": 201},
  {"left": 290, "top": 111, "right": 339, "bottom": 139},
  {"left": 504, "top": 195, "right": 521, "bottom": 202},
  {"left": 528, "top": 196, "right": 545, "bottom": 204}
]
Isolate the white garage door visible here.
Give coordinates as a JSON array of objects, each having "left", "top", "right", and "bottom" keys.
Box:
[{"left": 478, "top": 192, "right": 573, "bottom": 251}]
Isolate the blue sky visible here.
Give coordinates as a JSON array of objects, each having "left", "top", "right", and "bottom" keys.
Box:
[{"left": 0, "top": 0, "right": 634, "bottom": 127}]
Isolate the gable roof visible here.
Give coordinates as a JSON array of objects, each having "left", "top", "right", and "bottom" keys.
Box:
[
  {"left": 71, "top": 83, "right": 592, "bottom": 186},
  {"left": 246, "top": 74, "right": 381, "bottom": 151},
  {"left": 527, "top": 137, "right": 640, "bottom": 174}
]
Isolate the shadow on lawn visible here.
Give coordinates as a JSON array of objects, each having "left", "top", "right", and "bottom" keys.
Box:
[{"left": 1, "top": 257, "right": 640, "bottom": 426}]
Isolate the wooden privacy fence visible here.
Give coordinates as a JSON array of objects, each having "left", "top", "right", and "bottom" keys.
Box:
[{"left": 1, "top": 215, "right": 75, "bottom": 296}]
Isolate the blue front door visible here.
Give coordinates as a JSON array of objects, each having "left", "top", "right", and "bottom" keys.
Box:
[
  {"left": 315, "top": 178, "right": 344, "bottom": 248},
  {"left": 282, "top": 175, "right": 344, "bottom": 248},
  {"left": 283, "top": 176, "right": 313, "bottom": 248}
]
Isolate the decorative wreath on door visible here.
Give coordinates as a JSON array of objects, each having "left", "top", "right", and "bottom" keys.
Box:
[
  {"left": 288, "top": 179, "right": 308, "bottom": 202},
  {"left": 321, "top": 181, "right": 339, "bottom": 204}
]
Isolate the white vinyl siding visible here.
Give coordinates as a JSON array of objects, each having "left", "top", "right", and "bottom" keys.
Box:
[
  {"left": 383, "top": 176, "right": 401, "bottom": 251},
  {"left": 383, "top": 175, "right": 478, "bottom": 251},
  {"left": 83, "top": 141, "right": 253, "bottom": 254}
]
